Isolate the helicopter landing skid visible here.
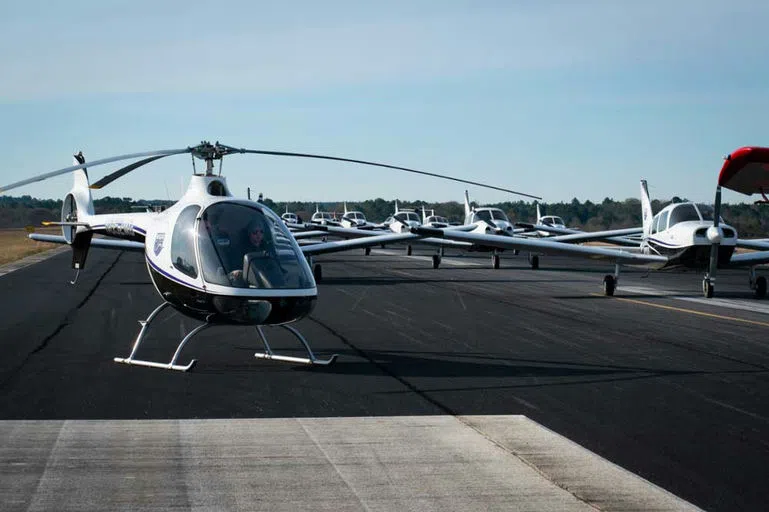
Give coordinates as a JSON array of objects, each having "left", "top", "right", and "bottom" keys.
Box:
[
  {"left": 113, "top": 302, "right": 205, "bottom": 372},
  {"left": 254, "top": 324, "right": 338, "bottom": 366}
]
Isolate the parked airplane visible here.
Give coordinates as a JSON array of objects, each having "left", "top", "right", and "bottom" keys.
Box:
[
  {"left": 413, "top": 173, "right": 769, "bottom": 298},
  {"left": 421, "top": 207, "right": 450, "bottom": 228},
  {"left": 340, "top": 203, "right": 375, "bottom": 229},
  {"left": 310, "top": 205, "right": 341, "bottom": 226}
]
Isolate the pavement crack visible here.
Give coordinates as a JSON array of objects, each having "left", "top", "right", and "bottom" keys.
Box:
[{"left": 0, "top": 251, "right": 124, "bottom": 389}]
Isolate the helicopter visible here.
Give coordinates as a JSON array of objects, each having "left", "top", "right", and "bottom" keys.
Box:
[{"left": 0, "top": 141, "right": 533, "bottom": 371}]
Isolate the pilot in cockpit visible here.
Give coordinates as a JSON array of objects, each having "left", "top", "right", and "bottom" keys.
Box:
[{"left": 228, "top": 219, "right": 284, "bottom": 288}]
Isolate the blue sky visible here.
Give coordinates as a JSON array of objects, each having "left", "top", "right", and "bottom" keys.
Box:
[{"left": 2, "top": 0, "right": 768, "bottom": 206}]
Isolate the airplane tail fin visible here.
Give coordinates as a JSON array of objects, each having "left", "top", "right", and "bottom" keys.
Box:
[
  {"left": 640, "top": 180, "right": 653, "bottom": 236},
  {"left": 421, "top": 205, "right": 427, "bottom": 224},
  {"left": 395, "top": 199, "right": 400, "bottom": 213},
  {"left": 464, "top": 190, "right": 472, "bottom": 218},
  {"left": 535, "top": 201, "right": 542, "bottom": 224}
]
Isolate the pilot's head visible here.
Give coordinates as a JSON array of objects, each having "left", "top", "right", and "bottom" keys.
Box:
[{"left": 247, "top": 219, "right": 266, "bottom": 247}]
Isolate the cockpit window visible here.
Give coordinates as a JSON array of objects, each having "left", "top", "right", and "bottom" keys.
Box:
[
  {"left": 697, "top": 205, "right": 724, "bottom": 223},
  {"left": 490, "top": 209, "right": 509, "bottom": 221},
  {"left": 171, "top": 205, "right": 201, "bottom": 278},
  {"left": 475, "top": 210, "right": 493, "bottom": 223},
  {"left": 668, "top": 203, "right": 700, "bottom": 227},
  {"left": 198, "top": 203, "right": 313, "bottom": 289}
]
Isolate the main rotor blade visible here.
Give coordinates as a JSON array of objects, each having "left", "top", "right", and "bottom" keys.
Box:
[
  {"left": 0, "top": 148, "right": 191, "bottom": 194},
  {"left": 90, "top": 155, "right": 173, "bottom": 189},
  {"left": 230, "top": 148, "right": 541, "bottom": 200}
]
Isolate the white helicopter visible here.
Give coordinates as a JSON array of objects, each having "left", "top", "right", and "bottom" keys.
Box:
[
  {"left": 3, "top": 141, "right": 517, "bottom": 371},
  {"left": 413, "top": 159, "right": 769, "bottom": 298}
]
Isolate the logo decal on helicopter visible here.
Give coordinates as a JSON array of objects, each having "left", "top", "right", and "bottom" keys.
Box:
[
  {"left": 105, "top": 222, "right": 135, "bottom": 237},
  {"left": 153, "top": 233, "right": 165, "bottom": 256}
]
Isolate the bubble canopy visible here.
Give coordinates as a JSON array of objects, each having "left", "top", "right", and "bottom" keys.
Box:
[{"left": 196, "top": 202, "right": 314, "bottom": 290}]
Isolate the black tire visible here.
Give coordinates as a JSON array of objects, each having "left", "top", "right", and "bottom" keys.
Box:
[
  {"left": 313, "top": 264, "right": 323, "bottom": 283},
  {"left": 492, "top": 254, "right": 500, "bottom": 269},
  {"left": 702, "top": 279, "right": 714, "bottom": 298},
  {"left": 603, "top": 275, "right": 615, "bottom": 296},
  {"left": 407, "top": 245, "right": 412, "bottom": 256},
  {"left": 365, "top": 247, "right": 371, "bottom": 256},
  {"left": 530, "top": 255, "right": 539, "bottom": 270},
  {"left": 432, "top": 255, "right": 441, "bottom": 269},
  {"left": 755, "top": 276, "right": 767, "bottom": 299}
]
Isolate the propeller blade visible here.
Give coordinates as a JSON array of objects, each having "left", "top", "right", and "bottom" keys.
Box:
[
  {"left": 90, "top": 155, "right": 172, "bottom": 189},
  {"left": 0, "top": 148, "right": 191, "bottom": 194},
  {"left": 706, "top": 185, "right": 722, "bottom": 291},
  {"left": 225, "top": 147, "right": 541, "bottom": 200}
]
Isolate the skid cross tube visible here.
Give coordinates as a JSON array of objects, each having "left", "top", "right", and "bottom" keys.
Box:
[{"left": 254, "top": 325, "right": 338, "bottom": 365}]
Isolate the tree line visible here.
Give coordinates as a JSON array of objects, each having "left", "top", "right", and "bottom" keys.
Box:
[{"left": 4, "top": 194, "right": 769, "bottom": 237}]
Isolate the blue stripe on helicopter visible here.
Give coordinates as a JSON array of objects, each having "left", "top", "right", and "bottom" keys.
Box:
[{"left": 146, "top": 257, "right": 206, "bottom": 292}]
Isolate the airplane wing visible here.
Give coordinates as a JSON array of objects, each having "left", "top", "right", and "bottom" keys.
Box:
[
  {"left": 412, "top": 227, "right": 668, "bottom": 267},
  {"left": 29, "top": 234, "right": 145, "bottom": 252},
  {"left": 300, "top": 232, "right": 427, "bottom": 256},
  {"left": 727, "top": 251, "right": 769, "bottom": 267},
  {"left": 549, "top": 228, "right": 643, "bottom": 247},
  {"left": 718, "top": 146, "right": 769, "bottom": 195},
  {"left": 736, "top": 239, "right": 769, "bottom": 251},
  {"left": 292, "top": 230, "right": 330, "bottom": 239}
]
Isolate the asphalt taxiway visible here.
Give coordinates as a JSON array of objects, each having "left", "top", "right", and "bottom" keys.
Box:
[{"left": 1, "top": 246, "right": 768, "bottom": 510}]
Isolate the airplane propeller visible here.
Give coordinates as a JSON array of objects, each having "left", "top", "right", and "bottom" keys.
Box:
[
  {"left": 704, "top": 185, "right": 722, "bottom": 298},
  {"left": 0, "top": 141, "right": 542, "bottom": 200}
]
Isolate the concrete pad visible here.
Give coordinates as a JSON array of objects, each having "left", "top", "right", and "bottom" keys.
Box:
[{"left": 0, "top": 416, "right": 700, "bottom": 511}]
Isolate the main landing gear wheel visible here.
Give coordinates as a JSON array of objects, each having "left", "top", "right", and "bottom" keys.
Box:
[
  {"left": 530, "top": 255, "right": 539, "bottom": 270},
  {"left": 603, "top": 275, "right": 616, "bottom": 296},
  {"left": 406, "top": 245, "right": 412, "bottom": 256},
  {"left": 313, "top": 263, "right": 323, "bottom": 282},
  {"left": 702, "top": 279, "right": 714, "bottom": 298},
  {"left": 755, "top": 276, "right": 767, "bottom": 299},
  {"left": 432, "top": 254, "right": 441, "bottom": 269},
  {"left": 492, "top": 254, "right": 500, "bottom": 269},
  {"left": 365, "top": 247, "right": 371, "bottom": 256}
]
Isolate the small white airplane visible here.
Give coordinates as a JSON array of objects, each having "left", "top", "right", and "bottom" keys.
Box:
[
  {"left": 412, "top": 154, "right": 769, "bottom": 299},
  {"left": 280, "top": 205, "right": 300, "bottom": 225},
  {"left": 339, "top": 202, "right": 375, "bottom": 229},
  {"left": 379, "top": 201, "right": 422, "bottom": 233},
  {"left": 310, "top": 205, "right": 341, "bottom": 226},
  {"left": 421, "top": 207, "right": 450, "bottom": 228}
]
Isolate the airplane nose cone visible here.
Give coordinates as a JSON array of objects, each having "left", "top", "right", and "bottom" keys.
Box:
[{"left": 706, "top": 226, "right": 723, "bottom": 243}]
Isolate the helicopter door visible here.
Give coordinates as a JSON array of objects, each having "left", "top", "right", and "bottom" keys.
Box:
[{"left": 171, "top": 205, "right": 201, "bottom": 278}]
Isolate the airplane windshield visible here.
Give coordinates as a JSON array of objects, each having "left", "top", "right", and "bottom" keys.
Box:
[
  {"left": 490, "top": 209, "right": 509, "bottom": 221},
  {"left": 475, "top": 210, "right": 492, "bottom": 223},
  {"left": 697, "top": 205, "right": 724, "bottom": 223},
  {"left": 197, "top": 203, "right": 313, "bottom": 290},
  {"left": 668, "top": 204, "right": 700, "bottom": 227}
]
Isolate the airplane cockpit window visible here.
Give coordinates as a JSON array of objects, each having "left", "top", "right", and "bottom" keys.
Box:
[
  {"left": 475, "top": 210, "right": 493, "bottom": 223},
  {"left": 652, "top": 214, "right": 660, "bottom": 234},
  {"left": 659, "top": 210, "right": 670, "bottom": 231},
  {"left": 198, "top": 203, "right": 313, "bottom": 289},
  {"left": 697, "top": 205, "right": 724, "bottom": 223},
  {"left": 668, "top": 204, "right": 699, "bottom": 227},
  {"left": 490, "top": 209, "right": 509, "bottom": 221},
  {"left": 542, "top": 217, "right": 554, "bottom": 226},
  {"left": 171, "top": 205, "right": 201, "bottom": 278}
]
